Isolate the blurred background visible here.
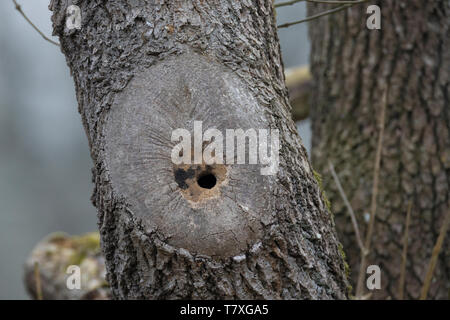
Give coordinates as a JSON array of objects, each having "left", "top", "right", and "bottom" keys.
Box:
[{"left": 0, "top": 0, "right": 310, "bottom": 299}]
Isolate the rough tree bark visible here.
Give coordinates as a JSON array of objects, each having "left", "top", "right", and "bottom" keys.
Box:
[
  {"left": 49, "top": 0, "right": 349, "bottom": 299},
  {"left": 308, "top": 0, "right": 449, "bottom": 299}
]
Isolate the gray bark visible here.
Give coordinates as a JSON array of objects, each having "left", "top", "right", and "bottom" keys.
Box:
[
  {"left": 308, "top": 0, "right": 449, "bottom": 299},
  {"left": 50, "top": 0, "right": 348, "bottom": 299}
]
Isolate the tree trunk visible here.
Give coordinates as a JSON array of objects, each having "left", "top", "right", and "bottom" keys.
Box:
[
  {"left": 308, "top": 0, "right": 449, "bottom": 299},
  {"left": 49, "top": 0, "right": 348, "bottom": 299}
]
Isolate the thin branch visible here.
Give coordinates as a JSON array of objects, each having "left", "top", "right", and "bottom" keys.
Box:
[
  {"left": 275, "top": 0, "right": 305, "bottom": 8},
  {"left": 12, "top": 0, "right": 60, "bottom": 47},
  {"left": 274, "top": 0, "right": 368, "bottom": 8},
  {"left": 275, "top": 0, "right": 368, "bottom": 8},
  {"left": 305, "top": 0, "right": 369, "bottom": 4},
  {"left": 355, "top": 86, "right": 388, "bottom": 299},
  {"left": 420, "top": 209, "right": 450, "bottom": 300},
  {"left": 329, "top": 160, "right": 366, "bottom": 255},
  {"left": 276, "top": 0, "right": 370, "bottom": 28},
  {"left": 33, "top": 262, "right": 43, "bottom": 300},
  {"left": 398, "top": 201, "right": 412, "bottom": 300},
  {"left": 278, "top": 4, "right": 351, "bottom": 28}
]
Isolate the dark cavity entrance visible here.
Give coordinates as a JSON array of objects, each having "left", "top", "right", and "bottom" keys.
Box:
[
  {"left": 174, "top": 168, "right": 195, "bottom": 190},
  {"left": 197, "top": 173, "right": 217, "bottom": 189}
]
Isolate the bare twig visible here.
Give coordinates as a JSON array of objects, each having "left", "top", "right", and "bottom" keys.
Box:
[
  {"left": 276, "top": 0, "right": 369, "bottom": 28},
  {"left": 355, "top": 86, "right": 388, "bottom": 299},
  {"left": 12, "top": 0, "right": 60, "bottom": 47},
  {"left": 329, "top": 160, "right": 366, "bottom": 255},
  {"left": 398, "top": 201, "right": 412, "bottom": 300},
  {"left": 420, "top": 209, "right": 450, "bottom": 300},
  {"left": 275, "top": 0, "right": 305, "bottom": 8},
  {"left": 275, "top": 0, "right": 368, "bottom": 8},
  {"left": 306, "top": 0, "right": 368, "bottom": 3},
  {"left": 278, "top": 4, "right": 351, "bottom": 28},
  {"left": 33, "top": 262, "right": 43, "bottom": 300}
]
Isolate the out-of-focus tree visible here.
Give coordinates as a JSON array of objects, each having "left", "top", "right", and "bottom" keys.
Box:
[{"left": 308, "top": 0, "right": 449, "bottom": 299}]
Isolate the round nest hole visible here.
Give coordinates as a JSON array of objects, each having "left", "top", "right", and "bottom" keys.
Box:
[{"left": 197, "top": 172, "right": 217, "bottom": 189}]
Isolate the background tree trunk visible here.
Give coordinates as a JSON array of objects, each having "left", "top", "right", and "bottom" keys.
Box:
[
  {"left": 50, "top": 0, "right": 349, "bottom": 299},
  {"left": 308, "top": 0, "right": 449, "bottom": 299}
]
